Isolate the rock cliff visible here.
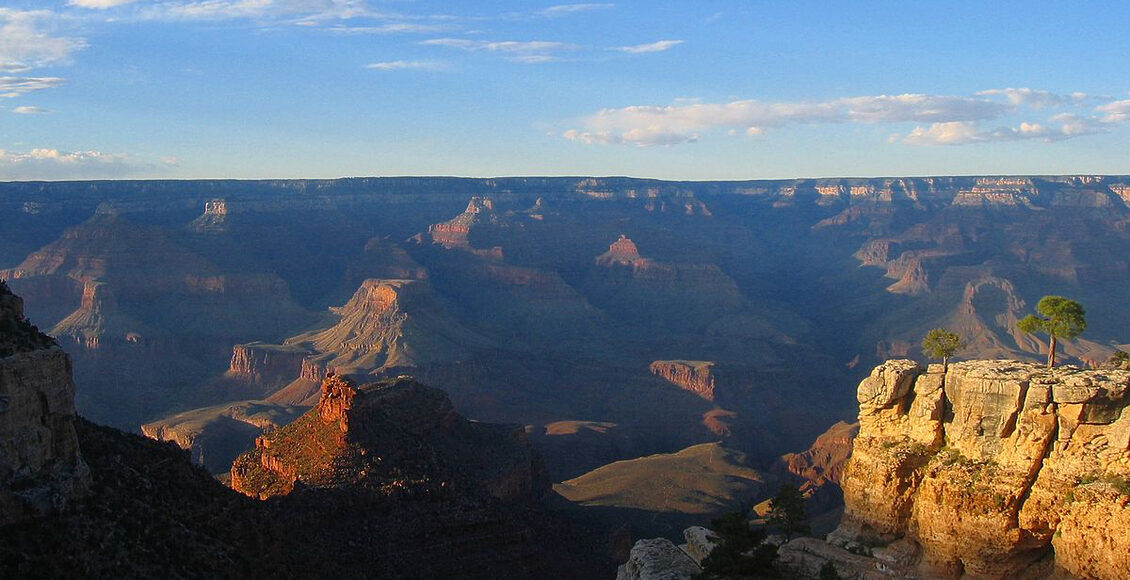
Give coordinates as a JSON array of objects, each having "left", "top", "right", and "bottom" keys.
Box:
[
  {"left": 822, "top": 359, "right": 1130, "bottom": 579},
  {"left": 231, "top": 374, "right": 544, "bottom": 502},
  {"left": 649, "top": 360, "right": 717, "bottom": 401},
  {"left": 0, "top": 281, "right": 89, "bottom": 524}
]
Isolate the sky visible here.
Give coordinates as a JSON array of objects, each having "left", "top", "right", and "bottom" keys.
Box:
[{"left": 1, "top": 1, "right": 1128, "bottom": 181}]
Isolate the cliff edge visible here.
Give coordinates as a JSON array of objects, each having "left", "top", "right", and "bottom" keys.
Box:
[
  {"left": 0, "top": 280, "right": 89, "bottom": 524},
  {"left": 808, "top": 359, "right": 1130, "bottom": 579}
]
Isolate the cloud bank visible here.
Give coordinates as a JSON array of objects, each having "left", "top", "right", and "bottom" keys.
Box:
[
  {"left": 563, "top": 89, "right": 1126, "bottom": 147},
  {"left": 0, "top": 148, "right": 174, "bottom": 180}
]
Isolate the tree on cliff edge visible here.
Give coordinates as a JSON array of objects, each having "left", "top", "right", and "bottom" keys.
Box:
[
  {"left": 1018, "top": 295, "right": 1086, "bottom": 368},
  {"left": 921, "top": 328, "right": 962, "bottom": 372}
]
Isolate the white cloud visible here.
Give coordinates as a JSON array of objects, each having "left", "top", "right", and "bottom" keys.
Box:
[
  {"left": 330, "top": 22, "right": 451, "bottom": 34},
  {"left": 364, "top": 60, "right": 442, "bottom": 71},
  {"left": 976, "top": 87, "right": 1080, "bottom": 109},
  {"left": 0, "top": 9, "right": 87, "bottom": 71},
  {"left": 0, "top": 148, "right": 157, "bottom": 180},
  {"left": 140, "top": 0, "right": 372, "bottom": 22},
  {"left": 0, "top": 77, "right": 66, "bottom": 98},
  {"left": 564, "top": 94, "right": 1011, "bottom": 146},
  {"left": 614, "top": 40, "right": 683, "bottom": 54},
  {"left": 539, "top": 4, "right": 615, "bottom": 17},
  {"left": 69, "top": 0, "right": 141, "bottom": 9},
  {"left": 1096, "top": 99, "right": 1130, "bottom": 123},
  {"left": 902, "top": 121, "right": 990, "bottom": 145},
  {"left": 422, "top": 38, "right": 574, "bottom": 62},
  {"left": 12, "top": 105, "right": 51, "bottom": 114},
  {"left": 902, "top": 115, "right": 1111, "bottom": 146},
  {"left": 563, "top": 88, "right": 1130, "bottom": 147}
]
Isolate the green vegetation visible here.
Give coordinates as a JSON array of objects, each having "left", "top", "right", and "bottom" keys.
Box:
[
  {"left": 1107, "top": 349, "right": 1130, "bottom": 370},
  {"left": 921, "top": 327, "right": 962, "bottom": 371},
  {"left": 767, "top": 484, "right": 809, "bottom": 539},
  {"left": 696, "top": 512, "right": 778, "bottom": 579},
  {"left": 1017, "top": 295, "right": 1086, "bottom": 368},
  {"left": 1078, "top": 473, "right": 1130, "bottom": 496},
  {"left": 819, "top": 561, "right": 841, "bottom": 580}
]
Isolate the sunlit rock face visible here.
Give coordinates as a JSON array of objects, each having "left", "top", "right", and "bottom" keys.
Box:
[
  {"left": 649, "top": 360, "right": 717, "bottom": 401},
  {"left": 829, "top": 359, "right": 1130, "bottom": 579},
  {"left": 0, "top": 282, "right": 89, "bottom": 524},
  {"left": 231, "top": 374, "right": 543, "bottom": 503}
]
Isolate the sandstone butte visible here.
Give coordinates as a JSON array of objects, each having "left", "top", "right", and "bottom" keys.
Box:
[
  {"left": 790, "top": 359, "right": 1130, "bottom": 579},
  {"left": 0, "top": 280, "right": 89, "bottom": 525},
  {"left": 230, "top": 372, "right": 543, "bottom": 502}
]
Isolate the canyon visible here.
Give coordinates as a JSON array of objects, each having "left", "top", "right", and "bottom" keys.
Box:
[{"left": 3, "top": 175, "right": 1130, "bottom": 576}]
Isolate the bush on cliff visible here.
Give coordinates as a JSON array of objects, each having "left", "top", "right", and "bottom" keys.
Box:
[{"left": 695, "top": 512, "right": 777, "bottom": 579}]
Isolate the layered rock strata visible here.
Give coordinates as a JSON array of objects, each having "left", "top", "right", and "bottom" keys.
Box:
[
  {"left": 822, "top": 359, "right": 1130, "bottom": 579},
  {"left": 0, "top": 281, "right": 89, "bottom": 524}
]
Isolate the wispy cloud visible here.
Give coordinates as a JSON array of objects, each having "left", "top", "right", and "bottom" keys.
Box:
[
  {"left": 12, "top": 105, "right": 51, "bottom": 114},
  {"left": 364, "top": 60, "right": 443, "bottom": 71},
  {"left": 0, "top": 77, "right": 66, "bottom": 98},
  {"left": 139, "top": 0, "right": 374, "bottom": 23},
  {"left": 539, "top": 4, "right": 615, "bottom": 18},
  {"left": 422, "top": 38, "right": 575, "bottom": 62},
  {"left": 329, "top": 22, "right": 452, "bottom": 35},
  {"left": 614, "top": 39, "right": 683, "bottom": 54},
  {"left": 69, "top": 0, "right": 141, "bottom": 9},
  {"left": 0, "top": 9, "right": 87, "bottom": 71},
  {"left": 565, "top": 88, "right": 1130, "bottom": 147}
]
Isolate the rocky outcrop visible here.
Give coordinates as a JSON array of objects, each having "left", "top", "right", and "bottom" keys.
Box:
[
  {"left": 231, "top": 374, "right": 544, "bottom": 502},
  {"left": 597, "top": 235, "right": 645, "bottom": 266},
  {"left": 187, "top": 198, "right": 230, "bottom": 233},
  {"left": 649, "top": 360, "right": 717, "bottom": 401},
  {"left": 428, "top": 196, "right": 504, "bottom": 251},
  {"left": 615, "top": 538, "right": 701, "bottom": 580},
  {"left": 0, "top": 281, "right": 89, "bottom": 524},
  {"left": 826, "top": 359, "right": 1130, "bottom": 579}
]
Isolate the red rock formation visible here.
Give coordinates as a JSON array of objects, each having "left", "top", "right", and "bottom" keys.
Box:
[
  {"left": 428, "top": 196, "right": 501, "bottom": 249},
  {"left": 231, "top": 374, "right": 544, "bottom": 502},
  {"left": 649, "top": 360, "right": 717, "bottom": 401},
  {"left": 596, "top": 234, "right": 644, "bottom": 265}
]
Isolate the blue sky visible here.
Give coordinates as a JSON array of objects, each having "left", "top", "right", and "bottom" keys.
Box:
[{"left": 1, "top": 1, "right": 1128, "bottom": 180}]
